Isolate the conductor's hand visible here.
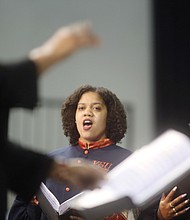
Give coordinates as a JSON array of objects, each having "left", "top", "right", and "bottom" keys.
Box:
[
  {"left": 49, "top": 158, "right": 104, "bottom": 190},
  {"left": 29, "top": 21, "right": 100, "bottom": 74}
]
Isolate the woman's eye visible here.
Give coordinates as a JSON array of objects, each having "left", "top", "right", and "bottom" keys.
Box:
[
  {"left": 78, "top": 106, "right": 85, "bottom": 110},
  {"left": 93, "top": 106, "right": 101, "bottom": 111}
]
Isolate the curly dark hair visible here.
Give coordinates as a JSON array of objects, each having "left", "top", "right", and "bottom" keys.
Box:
[{"left": 61, "top": 85, "right": 127, "bottom": 145}]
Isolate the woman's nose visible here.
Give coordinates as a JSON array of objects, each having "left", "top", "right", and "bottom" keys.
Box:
[{"left": 84, "top": 110, "right": 93, "bottom": 117}]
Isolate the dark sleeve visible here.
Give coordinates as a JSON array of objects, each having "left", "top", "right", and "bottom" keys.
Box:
[
  {"left": 7, "top": 195, "right": 42, "bottom": 220},
  {"left": 3, "top": 141, "right": 53, "bottom": 202},
  {"left": 0, "top": 58, "right": 53, "bottom": 200},
  {"left": 0, "top": 59, "right": 38, "bottom": 108}
]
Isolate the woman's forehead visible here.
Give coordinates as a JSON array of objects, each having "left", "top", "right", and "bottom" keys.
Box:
[{"left": 78, "top": 92, "right": 105, "bottom": 106}]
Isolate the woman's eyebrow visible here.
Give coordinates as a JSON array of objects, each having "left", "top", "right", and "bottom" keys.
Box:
[{"left": 78, "top": 102, "right": 103, "bottom": 105}]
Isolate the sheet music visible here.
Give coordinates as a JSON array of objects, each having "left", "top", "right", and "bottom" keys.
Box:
[
  {"left": 70, "top": 130, "right": 190, "bottom": 210},
  {"left": 40, "top": 182, "right": 60, "bottom": 212},
  {"left": 39, "top": 182, "right": 83, "bottom": 215}
]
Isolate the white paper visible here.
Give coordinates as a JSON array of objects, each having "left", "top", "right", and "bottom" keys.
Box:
[
  {"left": 70, "top": 130, "right": 190, "bottom": 211},
  {"left": 39, "top": 182, "right": 83, "bottom": 215}
]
